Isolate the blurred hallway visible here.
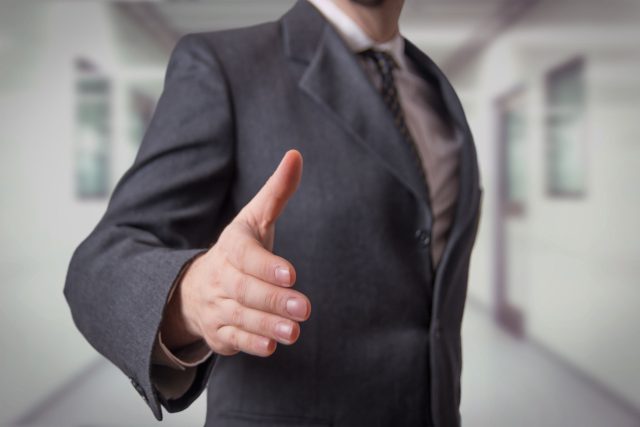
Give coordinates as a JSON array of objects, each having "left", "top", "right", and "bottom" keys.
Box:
[
  {"left": 13, "top": 304, "right": 640, "bottom": 427},
  {"left": 1, "top": 0, "right": 639, "bottom": 425}
]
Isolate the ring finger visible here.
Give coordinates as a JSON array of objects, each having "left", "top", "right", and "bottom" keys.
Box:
[{"left": 218, "top": 298, "right": 300, "bottom": 345}]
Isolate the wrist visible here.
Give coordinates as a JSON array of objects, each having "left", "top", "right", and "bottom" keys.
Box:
[{"left": 160, "top": 259, "right": 204, "bottom": 351}]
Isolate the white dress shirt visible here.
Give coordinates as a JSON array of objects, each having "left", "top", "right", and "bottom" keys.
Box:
[
  {"left": 308, "top": 0, "right": 462, "bottom": 268},
  {"left": 153, "top": 0, "right": 463, "bottom": 399}
]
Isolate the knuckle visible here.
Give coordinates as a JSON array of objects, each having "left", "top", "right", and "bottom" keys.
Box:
[
  {"left": 228, "top": 329, "right": 240, "bottom": 351},
  {"left": 207, "top": 304, "right": 226, "bottom": 328},
  {"left": 263, "top": 289, "right": 282, "bottom": 313},
  {"left": 258, "top": 314, "right": 273, "bottom": 334},
  {"left": 209, "top": 327, "right": 239, "bottom": 356},
  {"left": 230, "top": 306, "right": 244, "bottom": 328},
  {"left": 260, "top": 258, "right": 275, "bottom": 281},
  {"left": 233, "top": 274, "right": 248, "bottom": 305}
]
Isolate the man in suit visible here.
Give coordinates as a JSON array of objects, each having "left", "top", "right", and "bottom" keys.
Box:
[{"left": 64, "top": 0, "right": 482, "bottom": 425}]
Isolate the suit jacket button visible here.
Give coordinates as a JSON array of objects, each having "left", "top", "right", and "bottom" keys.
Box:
[
  {"left": 414, "top": 229, "right": 431, "bottom": 247},
  {"left": 130, "top": 378, "right": 148, "bottom": 402}
]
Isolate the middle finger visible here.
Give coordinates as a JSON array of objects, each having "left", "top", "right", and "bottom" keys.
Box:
[{"left": 220, "top": 261, "right": 311, "bottom": 321}]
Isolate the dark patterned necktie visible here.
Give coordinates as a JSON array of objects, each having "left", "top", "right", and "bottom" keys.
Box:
[{"left": 359, "top": 49, "right": 429, "bottom": 198}]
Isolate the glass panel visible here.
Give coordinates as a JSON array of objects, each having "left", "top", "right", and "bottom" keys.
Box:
[
  {"left": 74, "top": 68, "right": 111, "bottom": 199},
  {"left": 546, "top": 59, "right": 586, "bottom": 197},
  {"left": 505, "top": 107, "right": 527, "bottom": 207}
]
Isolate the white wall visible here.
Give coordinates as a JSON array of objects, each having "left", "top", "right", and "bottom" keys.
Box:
[
  {"left": 2, "top": 0, "right": 639, "bottom": 422},
  {"left": 458, "top": 0, "right": 640, "bottom": 410},
  {"left": 0, "top": 2, "right": 167, "bottom": 423}
]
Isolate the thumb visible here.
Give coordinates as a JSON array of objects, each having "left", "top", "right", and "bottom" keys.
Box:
[{"left": 240, "top": 149, "right": 303, "bottom": 230}]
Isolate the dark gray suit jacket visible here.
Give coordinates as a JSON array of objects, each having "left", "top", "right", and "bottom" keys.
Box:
[{"left": 64, "top": 1, "right": 482, "bottom": 426}]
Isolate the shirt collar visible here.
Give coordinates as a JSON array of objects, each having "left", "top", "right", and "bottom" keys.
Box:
[{"left": 307, "top": 0, "right": 407, "bottom": 70}]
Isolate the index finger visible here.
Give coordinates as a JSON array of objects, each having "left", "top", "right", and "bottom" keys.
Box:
[{"left": 225, "top": 230, "right": 296, "bottom": 287}]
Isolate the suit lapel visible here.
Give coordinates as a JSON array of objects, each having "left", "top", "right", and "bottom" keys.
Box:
[
  {"left": 282, "top": 1, "right": 431, "bottom": 207},
  {"left": 404, "top": 40, "right": 482, "bottom": 246},
  {"left": 281, "top": 1, "right": 482, "bottom": 276}
]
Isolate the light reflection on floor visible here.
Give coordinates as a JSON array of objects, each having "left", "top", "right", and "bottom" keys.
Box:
[{"left": 15, "top": 305, "right": 640, "bottom": 427}]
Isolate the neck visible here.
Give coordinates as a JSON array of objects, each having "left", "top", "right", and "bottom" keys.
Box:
[{"left": 332, "top": 0, "right": 404, "bottom": 43}]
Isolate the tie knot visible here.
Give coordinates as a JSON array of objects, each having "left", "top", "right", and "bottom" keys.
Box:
[{"left": 359, "top": 49, "right": 397, "bottom": 75}]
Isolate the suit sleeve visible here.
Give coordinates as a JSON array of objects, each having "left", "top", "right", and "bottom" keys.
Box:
[{"left": 63, "top": 33, "right": 235, "bottom": 421}]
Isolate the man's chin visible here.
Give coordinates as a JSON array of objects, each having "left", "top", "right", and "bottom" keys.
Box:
[{"left": 350, "top": 0, "right": 386, "bottom": 6}]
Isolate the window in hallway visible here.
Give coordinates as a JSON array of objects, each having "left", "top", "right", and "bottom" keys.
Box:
[
  {"left": 74, "top": 58, "right": 112, "bottom": 199},
  {"left": 500, "top": 88, "right": 528, "bottom": 216},
  {"left": 545, "top": 57, "right": 587, "bottom": 198}
]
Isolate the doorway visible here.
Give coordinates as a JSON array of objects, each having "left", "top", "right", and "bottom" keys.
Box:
[{"left": 494, "top": 87, "right": 529, "bottom": 338}]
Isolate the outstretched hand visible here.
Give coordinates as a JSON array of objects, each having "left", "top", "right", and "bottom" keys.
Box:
[{"left": 161, "top": 150, "right": 309, "bottom": 357}]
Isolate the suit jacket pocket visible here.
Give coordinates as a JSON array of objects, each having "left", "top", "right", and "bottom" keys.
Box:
[{"left": 218, "top": 409, "right": 332, "bottom": 426}]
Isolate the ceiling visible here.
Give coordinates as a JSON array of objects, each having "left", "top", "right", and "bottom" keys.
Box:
[{"left": 121, "top": 0, "right": 534, "bottom": 71}]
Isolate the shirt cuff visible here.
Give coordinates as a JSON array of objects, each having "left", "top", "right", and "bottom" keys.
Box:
[
  {"left": 154, "top": 332, "right": 213, "bottom": 369},
  {"left": 151, "top": 333, "right": 213, "bottom": 400},
  {"left": 151, "top": 251, "right": 212, "bottom": 400}
]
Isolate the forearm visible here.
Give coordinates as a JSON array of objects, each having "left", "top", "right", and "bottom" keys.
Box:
[
  {"left": 65, "top": 235, "right": 205, "bottom": 419},
  {"left": 64, "top": 34, "right": 235, "bottom": 419}
]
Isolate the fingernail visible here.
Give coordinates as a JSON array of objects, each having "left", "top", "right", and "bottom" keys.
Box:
[
  {"left": 286, "top": 298, "right": 307, "bottom": 319},
  {"left": 275, "top": 266, "right": 291, "bottom": 285},
  {"left": 275, "top": 322, "right": 293, "bottom": 341},
  {"left": 259, "top": 337, "right": 272, "bottom": 351}
]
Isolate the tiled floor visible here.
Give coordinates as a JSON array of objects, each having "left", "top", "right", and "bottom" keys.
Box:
[{"left": 14, "top": 306, "right": 640, "bottom": 427}]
